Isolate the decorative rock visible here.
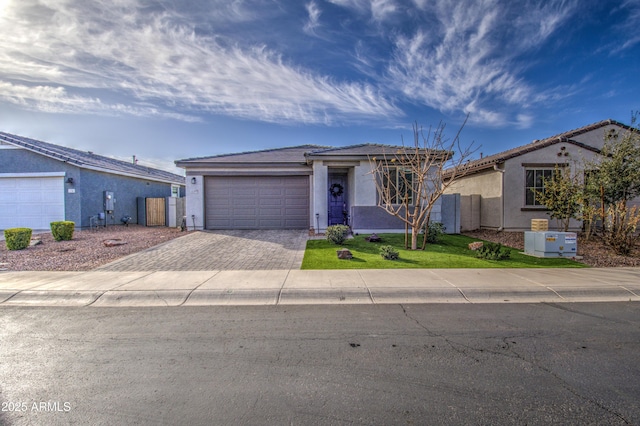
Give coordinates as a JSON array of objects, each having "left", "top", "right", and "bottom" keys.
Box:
[
  {"left": 29, "top": 237, "right": 42, "bottom": 247},
  {"left": 336, "top": 248, "right": 353, "bottom": 259},
  {"left": 365, "top": 233, "right": 382, "bottom": 242},
  {"left": 468, "top": 241, "right": 484, "bottom": 251},
  {"left": 103, "top": 239, "right": 128, "bottom": 247}
]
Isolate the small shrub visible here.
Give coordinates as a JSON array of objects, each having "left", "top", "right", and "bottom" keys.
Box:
[
  {"left": 602, "top": 203, "right": 640, "bottom": 255},
  {"left": 50, "top": 221, "right": 75, "bottom": 241},
  {"left": 425, "top": 222, "right": 445, "bottom": 244},
  {"left": 475, "top": 242, "right": 511, "bottom": 260},
  {"left": 326, "top": 224, "right": 350, "bottom": 245},
  {"left": 380, "top": 245, "right": 399, "bottom": 260},
  {"left": 4, "top": 228, "right": 32, "bottom": 251}
]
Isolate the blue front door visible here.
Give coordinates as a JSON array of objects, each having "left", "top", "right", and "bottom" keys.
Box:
[{"left": 328, "top": 174, "right": 348, "bottom": 226}]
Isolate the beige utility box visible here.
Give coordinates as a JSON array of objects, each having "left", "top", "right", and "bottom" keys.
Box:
[{"left": 531, "top": 219, "right": 549, "bottom": 231}]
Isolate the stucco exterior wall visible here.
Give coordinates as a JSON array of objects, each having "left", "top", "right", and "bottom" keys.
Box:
[
  {"left": 501, "top": 140, "right": 602, "bottom": 231},
  {"left": 445, "top": 169, "right": 503, "bottom": 229},
  {"left": 79, "top": 169, "right": 174, "bottom": 227},
  {"left": 1, "top": 147, "right": 180, "bottom": 228},
  {"left": 185, "top": 175, "right": 204, "bottom": 230},
  {"left": 353, "top": 161, "right": 376, "bottom": 206},
  {"left": 350, "top": 160, "right": 445, "bottom": 233},
  {"left": 570, "top": 124, "right": 619, "bottom": 152}
]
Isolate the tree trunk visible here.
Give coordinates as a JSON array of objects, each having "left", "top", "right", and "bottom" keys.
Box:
[
  {"left": 421, "top": 212, "right": 431, "bottom": 250},
  {"left": 411, "top": 226, "right": 419, "bottom": 250}
]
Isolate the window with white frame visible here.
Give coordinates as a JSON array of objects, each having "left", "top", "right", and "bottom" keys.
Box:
[{"left": 171, "top": 184, "right": 180, "bottom": 198}]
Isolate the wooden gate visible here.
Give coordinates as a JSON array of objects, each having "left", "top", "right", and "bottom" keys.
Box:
[{"left": 145, "top": 198, "right": 166, "bottom": 226}]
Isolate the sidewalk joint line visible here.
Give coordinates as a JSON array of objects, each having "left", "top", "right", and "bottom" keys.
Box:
[
  {"left": 179, "top": 271, "right": 221, "bottom": 307},
  {"left": 356, "top": 270, "right": 375, "bottom": 304},
  {"left": 456, "top": 287, "right": 472, "bottom": 303},
  {"left": 505, "top": 270, "right": 566, "bottom": 300},
  {"left": 276, "top": 270, "right": 290, "bottom": 306},
  {"left": 619, "top": 286, "right": 639, "bottom": 298},
  {"left": 85, "top": 291, "right": 107, "bottom": 307}
]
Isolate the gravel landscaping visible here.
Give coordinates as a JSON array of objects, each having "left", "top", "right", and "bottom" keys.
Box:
[
  {"left": 1, "top": 225, "right": 638, "bottom": 271},
  {"left": 1, "top": 225, "right": 190, "bottom": 271},
  {"left": 463, "top": 230, "right": 640, "bottom": 268}
]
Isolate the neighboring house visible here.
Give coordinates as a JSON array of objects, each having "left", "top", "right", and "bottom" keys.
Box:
[
  {"left": 444, "top": 119, "right": 637, "bottom": 232},
  {"left": 0, "top": 132, "right": 185, "bottom": 230},
  {"left": 175, "top": 144, "right": 460, "bottom": 234}
]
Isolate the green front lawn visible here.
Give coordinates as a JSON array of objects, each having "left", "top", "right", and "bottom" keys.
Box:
[{"left": 301, "top": 233, "right": 587, "bottom": 269}]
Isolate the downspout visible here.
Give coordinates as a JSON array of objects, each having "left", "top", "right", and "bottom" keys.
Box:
[{"left": 493, "top": 163, "right": 505, "bottom": 231}]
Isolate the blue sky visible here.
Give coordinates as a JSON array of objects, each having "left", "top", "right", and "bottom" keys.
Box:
[{"left": 0, "top": 0, "right": 638, "bottom": 174}]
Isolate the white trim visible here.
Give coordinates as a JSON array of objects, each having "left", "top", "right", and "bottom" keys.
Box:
[
  {"left": 0, "top": 172, "right": 66, "bottom": 178},
  {"left": 0, "top": 144, "right": 20, "bottom": 149}
]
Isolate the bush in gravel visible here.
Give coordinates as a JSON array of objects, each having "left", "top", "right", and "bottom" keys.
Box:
[
  {"left": 326, "top": 225, "right": 350, "bottom": 245},
  {"left": 4, "top": 228, "right": 32, "bottom": 251},
  {"left": 379, "top": 245, "right": 399, "bottom": 260},
  {"left": 475, "top": 242, "right": 511, "bottom": 260},
  {"left": 50, "top": 221, "right": 75, "bottom": 241}
]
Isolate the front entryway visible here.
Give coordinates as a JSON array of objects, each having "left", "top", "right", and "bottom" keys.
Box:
[{"left": 328, "top": 173, "right": 348, "bottom": 226}]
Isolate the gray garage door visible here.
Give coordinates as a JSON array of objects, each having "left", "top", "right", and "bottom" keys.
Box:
[{"left": 205, "top": 176, "right": 309, "bottom": 229}]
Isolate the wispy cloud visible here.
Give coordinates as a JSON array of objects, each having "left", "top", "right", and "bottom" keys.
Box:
[
  {"left": 327, "top": 0, "right": 397, "bottom": 21},
  {"left": 304, "top": 1, "right": 322, "bottom": 34},
  {"left": 0, "top": 0, "right": 399, "bottom": 124},
  {"left": 387, "top": 0, "right": 577, "bottom": 127},
  {"left": 0, "top": 80, "right": 199, "bottom": 121},
  {"left": 611, "top": 0, "right": 640, "bottom": 54}
]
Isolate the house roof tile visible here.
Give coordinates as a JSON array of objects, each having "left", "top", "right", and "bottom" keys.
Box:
[
  {"left": 450, "top": 119, "right": 631, "bottom": 176},
  {"left": 175, "top": 145, "right": 327, "bottom": 165},
  {"left": 0, "top": 131, "right": 185, "bottom": 185},
  {"left": 176, "top": 143, "right": 450, "bottom": 167}
]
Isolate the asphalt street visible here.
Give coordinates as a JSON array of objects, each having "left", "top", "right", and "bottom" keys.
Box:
[{"left": 1, "top": 303, "right": 639, "bottom": 425}]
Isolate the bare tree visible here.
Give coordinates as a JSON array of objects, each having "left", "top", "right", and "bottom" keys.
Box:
[{"left": 369, "top": 117, "right": 476, "bottom": 250}]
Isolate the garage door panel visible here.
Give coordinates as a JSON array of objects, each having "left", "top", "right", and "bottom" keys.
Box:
[
  {"left": 0, "top": 176, "right": 64, "bottom": 230},
  {"left": 286, "top": 198, "right": 308, "bottom": 206},
  {"left": 285, "top": 206, "right": 308, "bottom": 214},
  {"left": 261, "top": 208, "right": 286, "bottom": 216},
  {"left": 285, "top": 219, "right": 308, "bottom": 227},
  {"left": 284, "top": 188, "right": 309, "bottom": 197},
  {"left": 205, "top": 176, "right": 309, "bottom": 229},
  {"left": 260, "top": 199, "right": 283, "bottom": 206},
  {"left": 234, "top": 198, "right": 258, "bottom": 207},
  {"left": 259, "top": 188, "right": 284, "bottom": 196}
]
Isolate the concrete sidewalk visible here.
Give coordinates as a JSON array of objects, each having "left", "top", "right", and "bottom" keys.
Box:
[{"left": 0, "top": 268, "right": 639, "bottom": 306}]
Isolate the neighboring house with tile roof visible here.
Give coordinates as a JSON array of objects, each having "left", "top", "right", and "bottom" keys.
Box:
[
  {"left": 176, "top": 144, "right": 460, "bottom": 233},
  {"left": 0, "top": 132, "right": 185, "bottom": 230},
  {"left": 443, "top": 119, "right": 638, "bottom": 232}
]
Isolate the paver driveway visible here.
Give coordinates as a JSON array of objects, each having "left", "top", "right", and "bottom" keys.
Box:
[{"left": 96, "top": 230, "right": 309, "bottom": 271}]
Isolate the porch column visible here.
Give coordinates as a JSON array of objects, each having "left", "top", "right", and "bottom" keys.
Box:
[{"left": 312, "top": 161, "right": 328, "bottom": 232}]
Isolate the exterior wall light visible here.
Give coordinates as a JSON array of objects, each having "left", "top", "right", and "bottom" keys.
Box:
[{"left": 191, "top": 177, "right": 197, "bottom": 184}]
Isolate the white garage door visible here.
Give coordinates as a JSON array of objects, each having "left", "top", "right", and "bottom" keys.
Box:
[
  {"left": 0, "top": 175, "right": 65, "bottom": 230},
  {"left": 205, "top": 176, "right": 309, "bottom": 229}
]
